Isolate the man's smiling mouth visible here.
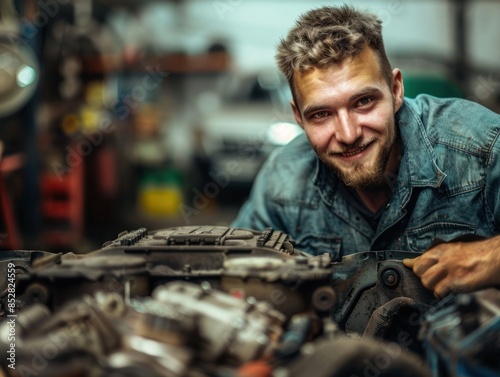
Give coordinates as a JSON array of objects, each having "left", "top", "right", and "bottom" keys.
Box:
[
  {"left": 335, "top": 141, "right": 374, "bottom": 158},
  {"left": 341, "top": 146, "right": 367, "bottom": 157}
]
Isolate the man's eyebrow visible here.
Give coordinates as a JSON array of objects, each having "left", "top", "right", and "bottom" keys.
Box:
[
  {"left": 302, "top": 87, "right": 383, "bottom": 117},
  {"left": 303, "top": 104, "right": 330, "bottom": 117},
  {"left": 348, "top": 87, "right": 382, "bottom": 102}
]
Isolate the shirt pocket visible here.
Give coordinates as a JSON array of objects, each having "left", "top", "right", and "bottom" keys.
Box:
[
  {"left": 293, "top": 233, "right": 342, "bottom": 260},
  {"left": 405, "top": 222, "right": 476, "bottom": 252}
]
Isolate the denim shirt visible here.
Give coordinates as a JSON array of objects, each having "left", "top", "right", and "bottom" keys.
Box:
[{"left": 231, "top": 95, "right": 500, "bottom": 260}]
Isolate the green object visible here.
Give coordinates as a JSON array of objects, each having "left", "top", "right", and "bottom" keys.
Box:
[
  {"left": 402, "top": 70, "right": 465, "bottom": 99},
  {"left": 140, "top": 168, "right": 183, "bottom": 187},
  {"left": 138, "top": 168, "right": 184, "bottom": 216}
]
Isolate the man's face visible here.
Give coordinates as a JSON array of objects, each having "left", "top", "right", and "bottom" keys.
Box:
[{"left": 291, "top": 47, "right": 404, "bottom": 189}]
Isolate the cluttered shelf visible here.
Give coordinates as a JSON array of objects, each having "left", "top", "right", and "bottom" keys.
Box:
[{"left": 81, "top": 51, "right": 232, "bottom": 75}]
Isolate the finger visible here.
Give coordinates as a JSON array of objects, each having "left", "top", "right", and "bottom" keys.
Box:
[
  {"left": 420, "top": 264, "right": 448, "bottom": 292},
  {"left": 411, "top": 256, "right": 439, "bottom": 278},
  {"left": 402, "top": 258, "right": 417, "bottom": 268},
  {"left": 433, "top": 278, "right": 457, "bottom": 299}
]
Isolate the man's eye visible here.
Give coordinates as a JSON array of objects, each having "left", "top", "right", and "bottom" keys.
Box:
[
  {"left": 312, "top": 111, "right": 329, "bottom": 119},
  {"left": 358, "top": 97, "right": 372, "bottom": 106}
]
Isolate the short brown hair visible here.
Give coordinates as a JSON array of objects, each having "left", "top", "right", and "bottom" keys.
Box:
[{"left": 276, "top": 5, "right": 393, "bottom": 99}]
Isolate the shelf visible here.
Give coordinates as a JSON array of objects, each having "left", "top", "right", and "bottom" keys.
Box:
[{"left": 81, "top": 51, "right": 232, "bottom": 74}]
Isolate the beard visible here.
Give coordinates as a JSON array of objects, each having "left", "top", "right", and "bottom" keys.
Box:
[{"left": 320, "top": 123, "right": 397, "bottom": 190}]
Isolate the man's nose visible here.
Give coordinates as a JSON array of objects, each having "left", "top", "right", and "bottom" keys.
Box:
[{"left": 334, "top": 112, "right": 362, "bottom": 145}]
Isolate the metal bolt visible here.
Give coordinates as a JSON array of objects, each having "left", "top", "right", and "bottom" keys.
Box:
[{"left": 381, "top": 268, "right": 400, "bottom": 289}]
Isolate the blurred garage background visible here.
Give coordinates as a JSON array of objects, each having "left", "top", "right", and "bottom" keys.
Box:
[{"left": 0, "top": 0, "right": 499, "bottom": 252}]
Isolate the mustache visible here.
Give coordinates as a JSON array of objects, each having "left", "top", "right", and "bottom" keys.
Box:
[{"left": 327, "top": 139, "right": 376, "bottom": 155}]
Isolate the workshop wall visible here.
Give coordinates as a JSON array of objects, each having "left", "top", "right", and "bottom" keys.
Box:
[{"left": 0, "top": 0, "right": 499, "bottom": 253}]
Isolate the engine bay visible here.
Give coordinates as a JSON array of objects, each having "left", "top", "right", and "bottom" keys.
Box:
[{"left": 1, "top": 226, "right": 498, "bottom": 377}]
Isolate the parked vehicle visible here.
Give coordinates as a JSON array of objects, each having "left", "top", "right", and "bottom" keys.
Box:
[{"left": 193, "top": 69, "right": 302, "bottom": 200}]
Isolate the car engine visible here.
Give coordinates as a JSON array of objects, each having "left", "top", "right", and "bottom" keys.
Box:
[{"left": 0, "top": 226, "right": 498, "bottom": 377}]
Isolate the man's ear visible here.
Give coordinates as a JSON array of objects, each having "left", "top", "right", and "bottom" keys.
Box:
[
  {"left": 291, "top": 99, "right": 304, "bottom": 128},
  {"left": 392, "top": 68, "right": 404, "bottom": 112}
]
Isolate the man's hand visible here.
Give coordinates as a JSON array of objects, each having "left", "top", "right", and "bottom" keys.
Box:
[{"left": 403, "top": 237, "right": 500, "bottom": 298}]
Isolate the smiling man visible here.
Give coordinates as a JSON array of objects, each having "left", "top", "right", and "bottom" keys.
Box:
[
  {"left": 231, "top": 5, "right": 500, "bottom": 297},
  {"left": 291, "top": 46, "right": 402, "bottom": 210}
]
